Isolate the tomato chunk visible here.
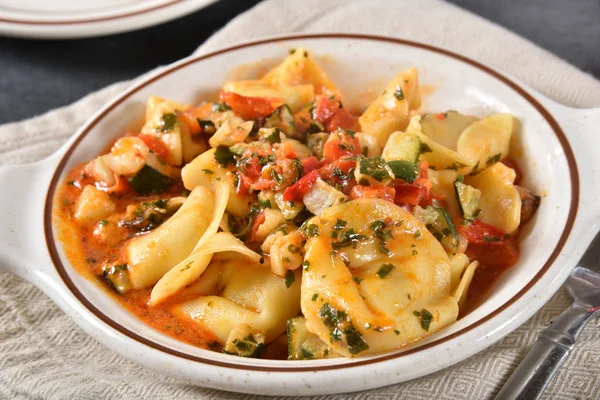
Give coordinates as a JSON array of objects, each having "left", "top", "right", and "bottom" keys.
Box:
[
  {"left": 393, "top": 183, "right": 428, "bottom": 206},
  {"left": 466, "top": 238, "right": 519, "bottom": 269},
  {"left": 326, "top": 109, "right": 360, "bottom": 132},
  {"left": 458, "top": 219, "right": 507, "bottom": 246},
  {"left": 350, "top": 185, "right": 395, "bottom": 202},
  {"left": 312, "top": 94, "right": 340, "bottom": 124},
  {"left": 283, "top": 169, "right": 320, "bottom": 202},
  {"left": 220, "top": 92, "right": 282, "bottom": 120},
  {"left": 322, "top": 131, "right": 361, "bottom": 162},
  {"left": 301, "top": 156, "right": 319, "bottom": 175},
  {"left": 138, "top": 134, "right": 169, "bottom": 161}
]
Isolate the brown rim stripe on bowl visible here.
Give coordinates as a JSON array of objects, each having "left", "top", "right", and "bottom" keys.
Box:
[
  {"left": 0, "top": 0, "right": 184, "bottom": 25},
  {"left": 44, "top": 33, "right": 579, "bottom": 372}
]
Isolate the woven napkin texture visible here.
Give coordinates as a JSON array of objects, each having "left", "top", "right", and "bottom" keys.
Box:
[{"left": 1, "top": 0, "right": 599, "bottom": 398}]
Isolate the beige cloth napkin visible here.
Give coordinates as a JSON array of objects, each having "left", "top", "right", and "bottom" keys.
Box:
[{"left": 1, "top": 0, "right": 599, "bottom": 398}]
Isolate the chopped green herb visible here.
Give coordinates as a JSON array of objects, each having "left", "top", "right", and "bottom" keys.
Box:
[
  {"left": 306, "top": 224, "right": 319, "bottom": 237},
  {"left": 333, "top": 219, "right": 347, "bottom": 230},
  {"left": 160, "top": 113, "right": 178, "bottom": 132},
  {"left": 413, "top": 309, "right": 434, "bottom": 331},
  {"left": 98, "top": 219, "right": 108, "bottom": 226},
  {"left": 420, "top": 143, "right": 433, "bottom": 154},
  {"left": 312, "top": 293, "right": 319, "bottom": 301},
  {"left": 377, "top": 263, "right": 395, "bottom": 279},
  {"left": 331, "top": 327, "right": 343, "bottom": 342},
  {"left": 318, "top": 303, "right": 347, "bottom": 329},
  {"left": 378, "top": 241, "right": 392, "bottom": 256},
  {"left": 265, "top": 129, "right": 282, "bottom": 143},
  {"left": 394, "top": 85, "right": 404, "bottom": 101},
  {"left": 344, "top": 326, "right": 369, "bottom": 354},
  {"left": 197, "top": 120, "right": 216, "bottom": 135},
  {"left": 414, "top": 230, "right": 422, "bottom": 239},
  {"left": 332, "top": 228, "right": 368, "bottom": 249},
  {"left": 332, "top": 167, "right": 354, "bottom": 180},
  {"left": 394, "top": 329, "right": 400, "bottom": 335},
  {"left": 448, "top": 161, "right": 468, "bottom": 170},
  {"left": 469, "top": 161, "right": 480, "bottom": 176},
  {"left": 270, "top": 168, "right": 283, "bottom": 185},
  {"left": 302, "top": 260, "right": 310, "bottom": 270},
  {"left": 352, "top": 276, "right": 363, "bottom": 285},
  {"left": 487, "top": 153, "right": 501, "bottom": 166},
  {"left": 284, "top": 270, "right": 295, "bottom": 288},
  {"left": 288, "top": 244, "right": 301, "bottom": 253},
  {"left": 412, "top": 249, "right": 418, "bottom": 256},
  {"left": 358, "top": 155, "right": 391, "bottom": 181},
  {"left": 180, "top": 261, "right": 193, "bottom": 272},
  {"left": 202, "top": 169, "right": 214, "bottom": 174}
]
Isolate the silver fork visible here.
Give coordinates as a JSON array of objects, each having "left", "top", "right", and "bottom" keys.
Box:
[{"left": 495, "top": 231, "right": 600, "bottom": 400}]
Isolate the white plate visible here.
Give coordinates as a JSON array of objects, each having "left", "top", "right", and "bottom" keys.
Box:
[
  {"left": 0, "top": 0, "right": 217, "bottom": 39},
  {"left": 0, "top": 34, "right": 598, "bottom": 395}
]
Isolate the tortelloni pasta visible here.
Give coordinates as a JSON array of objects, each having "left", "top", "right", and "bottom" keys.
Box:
[
  {"left": 301, "top": 200, "right": 458, "bottom": 356},
  {"left": 56, "top": 48, "right": 540, "bottom": 361}
]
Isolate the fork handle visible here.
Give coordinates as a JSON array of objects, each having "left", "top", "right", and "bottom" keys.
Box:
[{"left": 495, "top": 304, "right": 595, "bottom": 400}]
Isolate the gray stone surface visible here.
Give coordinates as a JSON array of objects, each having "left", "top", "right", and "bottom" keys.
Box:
[{"left": 0, "top": 0, "right": 598, "bottom": 124}]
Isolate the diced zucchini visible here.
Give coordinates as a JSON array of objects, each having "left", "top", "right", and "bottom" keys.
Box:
[
  {"left": 265, "top": 104, "right": 296, "bottom": 135},
  {"left": 454, "top": 176, "right": 481, "bottom": 220},
  {"left": 305, "top": 133, "right": 329, "bottom": 159},
  {"left": 128, "top": 164, "right": 172, "bottom": 195},
  {"left": 420, "top": 205, "right": 459, "bottom": 250},
  {"left": 208, "top": 117, "right": 254, "bottom": 148},
  {"left": 121, "top": 198, "right": 183, "bottom": 231},
  {"left": 382, "top": 131, "right": 421, "bottom": 163},
  {"left": 223, "top": 324, "right": 265, "bottom": 358},
  {"left": 259, "top": 127, "right": 283, "bottom": 144},
  {"left": 413, "top": 205, "right": 440, "bottom": 225},
  {"left": 303, "top": 178, "right": 347, "bottom": 216},
  {"left": 287, "top": 316, "right": 334, "bottom": 360},
  {"left": 387, "top": 160, "right": 419, "bottom": 183},
  {"left": 103, "top": 264, "right": 131, "bottom": 294}
]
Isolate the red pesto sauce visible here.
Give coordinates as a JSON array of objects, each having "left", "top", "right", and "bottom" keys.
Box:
[{"left": 55, "top": 163, "right": 519, "bottom": 355}]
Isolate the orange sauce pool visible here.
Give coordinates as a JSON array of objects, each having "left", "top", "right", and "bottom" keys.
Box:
[{"left": 55, "top": 164, "right": 222, "bottom": 350}]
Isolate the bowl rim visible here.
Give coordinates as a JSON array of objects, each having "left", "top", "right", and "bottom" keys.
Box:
[{"left": 43, "top": 33, "right": 580, "bottom": 372}]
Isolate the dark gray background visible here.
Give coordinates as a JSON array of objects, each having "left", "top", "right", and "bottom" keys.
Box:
[{"left": 0, "top": 0, "right": 598, "bottom": 125}]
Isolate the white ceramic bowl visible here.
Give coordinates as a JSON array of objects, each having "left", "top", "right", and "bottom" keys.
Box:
[{"left": 1, "top": 34, "right": 599, "bottom": 396}]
